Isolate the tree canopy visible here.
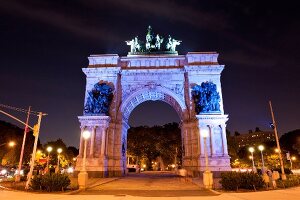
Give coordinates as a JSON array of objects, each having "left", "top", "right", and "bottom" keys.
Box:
[{"left": 127, "top": 122, "right": 182, "bottom": 170}]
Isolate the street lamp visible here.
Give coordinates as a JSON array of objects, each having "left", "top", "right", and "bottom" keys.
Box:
[
  {"left": 46, "top": 146, "right": 53, "bottom": 173},
  {"left": 56, "top": 148, "right": 62, "bottom": 173},
  {"left": 0, "top": 141, "right": 16, "bottom": 147},
  {"left": 248, "top": 147, "right": 256, "bottom": 173},
  {"left": 78, "top": 129, "right": 91, "bottom": 189},
  {"left": 291, "top": 156, "right": 296, "bottom": 170},
  {"left": 258, "top": 145, "right": 265, "bottom": 174},
  {"left": 201, "top": 128, "right": 213, "bottom": 189},
  {"left": 8, "top": 141, "right": 16, "bottom": 147}
]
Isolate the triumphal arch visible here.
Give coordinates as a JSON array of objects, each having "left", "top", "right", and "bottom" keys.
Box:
[{"left": 75, "top": 26, "right": 231, "bottom": 177}]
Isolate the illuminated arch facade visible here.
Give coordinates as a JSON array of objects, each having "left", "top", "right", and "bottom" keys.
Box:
[{"left": 75, "top": 52, "right": 231, "bottom": 177}]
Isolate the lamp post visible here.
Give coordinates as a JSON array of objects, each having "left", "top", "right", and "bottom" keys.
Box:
[
  {"left": 56, "top": 148, "right": 62, "bottom": 173},
  {"left": 46, "top": 146, "right": 53, "bottom": 173},
  {"left": 290, "top": 156, "right": 296, "bottom": 170},
  {"left": 249, "top": 147, "right": 256, "bottom": 173},
  {"left": 78, "top": 129, "right": 91, "bottom": 189},
  {"left": 202, "top": 128, "right": 213, "bottom": 189},
  {"left": 258, "top": 145, "right": 265, "bottom": 174}
]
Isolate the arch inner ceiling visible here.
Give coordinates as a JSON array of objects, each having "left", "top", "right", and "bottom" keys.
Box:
[{"left": 121, "top": 88, "right": 185, "bottom": 122}]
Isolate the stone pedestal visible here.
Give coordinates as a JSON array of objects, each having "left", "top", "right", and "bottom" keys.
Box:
[
  {"left": 78, "top": 171, "right": 88, "bottom": 189},
  {"left": 75, "top": 116, "right": 110, "bottom": 177},
  {"left": 197, "top": 115, "right": 231, "bottom": 175},
  {"left": 203, "top": 171, "right": 213, "bottom": 189}
]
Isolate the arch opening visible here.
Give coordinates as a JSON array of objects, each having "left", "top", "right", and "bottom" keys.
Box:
[
  {"left": 126, "top": 100, "right": 182, "bottom": 173},
  {"left": 121, "top": 87, "right": 186, "bottom": 123},
  {"left": 128, "top": 101, "right": 180, "bottom": 127}
]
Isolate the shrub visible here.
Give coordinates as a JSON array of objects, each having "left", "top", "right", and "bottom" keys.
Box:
[
  {"left": 220, "top": 172, "right": 264, "bottom": 191},
  {"left": 30, "top": 175, "right": 43, "bottom": 190},
  {"left": 220, "top": 172, "right": 242, "bottom": 190},
  {"left": 276, "top": 175, "right": 300, "bottom": 188},
  {"left": 30, "top": 173, "right": 70, "bottom": 192},
  {"left": 240, "top": 172, "right": 264, "bottom": 190}
]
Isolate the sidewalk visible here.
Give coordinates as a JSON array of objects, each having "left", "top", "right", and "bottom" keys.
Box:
[
  {"left": 1, "top": 176, "right": 300, "bottom": 199},
  {"left": 67, "top": 177, "right": 119, "bottom": 194},
  {"left": 1, "top": 186, "right": 300, "bottom": 199}
]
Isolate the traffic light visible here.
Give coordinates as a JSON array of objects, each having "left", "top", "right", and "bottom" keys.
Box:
[{"left": 33, "top": 124, "right": 39, "bottom": 137}]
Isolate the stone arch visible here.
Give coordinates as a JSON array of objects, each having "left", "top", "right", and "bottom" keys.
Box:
[
  {"left": 76, "top": 52, "right": 231, "bottom": 178},
  {"left": 121, "top": 86, "right": 186, "bottom": 122}
]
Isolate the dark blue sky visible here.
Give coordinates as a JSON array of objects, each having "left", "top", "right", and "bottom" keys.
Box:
[{"left": 0, "top": 0, "right": 299, "bottom": 147}]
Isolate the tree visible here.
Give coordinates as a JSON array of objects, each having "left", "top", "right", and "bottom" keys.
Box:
[
  {"left": 234, "top": 131, "right": 240, "bottom": 136},
  {"left": 127, "top": 123, "right": 182, "bottom": 170},
  {"left": 280, "top": 129, "right": 300, "bottom": 155},
  {"left": 44, "top": 139, "right": 68, "bottom": 167},
  {"left": 255, "top": 127, "right": 261, "bottom": 132},
  {"left": 0, "top": 120, "right": 38, "bottom": 166},
  {"left": 226, "top": 129, "right": 239, "bottom": 164}
]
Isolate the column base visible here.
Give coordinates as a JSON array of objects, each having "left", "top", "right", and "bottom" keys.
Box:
[
  {"left": 78, "top": 171, "right": 89, "bottom": 189},
  {"left": 203, "top": 171, "right": 213, "bottom": 189}
]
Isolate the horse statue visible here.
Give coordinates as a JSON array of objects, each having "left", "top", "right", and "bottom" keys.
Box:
[
  {"left": 155, "top": 34, "right": 163, "bottom": 50},
  {"left": 145, "top": 26, "right": 154, "bottom": 51},
  {"left": 126, "top": 39, "right": 135, "bottom": 53},
  {"left": 126, "top": 37, "right": 141, "bottom": 53},
  {"left": 166, "top": 35, "right": 181, "bottom": 52}
]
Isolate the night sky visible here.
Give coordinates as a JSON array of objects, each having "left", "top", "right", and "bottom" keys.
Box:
[{"left": 0, "top": 1, "right": 299, "bottom": 147}]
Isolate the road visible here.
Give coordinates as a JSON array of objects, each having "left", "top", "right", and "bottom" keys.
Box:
[{"left": 78, "top": 171, "right": 217, "bottom": 197}]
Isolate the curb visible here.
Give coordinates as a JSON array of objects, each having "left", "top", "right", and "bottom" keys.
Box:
[
  {"left": 66, "top": 178, "right": 120, "bottom": 195},
  {"left": 0, "top": 185, "right": 13, "bottom": 191}
]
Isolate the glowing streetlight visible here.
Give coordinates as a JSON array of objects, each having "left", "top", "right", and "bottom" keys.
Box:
[
  {"left": 258, "top": 145, "right": 265, "bottom": 173},
  {"left": 78, "top": 129, "right": 91, "bottom": 189},
  {"left": 290, "top": 156, "right": 296, "bottom": 170},
  {"left": 56, "top": 148, "right": 63, "bottom": 173},
  {"left": 201, "top": 128, "right": 213, "bottom": 189},
  {"left": 8, "top": 141, "right": 16, "bottom": 147},
  {"left": 46, "top": 146, "right": 53, "bottom": 173},
  {"left": 248, "top": 147, "right": 256, "bottom": 173},
  {"left": 0, "top": 141, "right": 16, "bottom": 147}
]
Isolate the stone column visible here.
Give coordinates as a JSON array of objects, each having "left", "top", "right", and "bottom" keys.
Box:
[
  {"left": 101, "top": 127, "right": 107, "bottom": 156},
  {"left": 79, "top": 126, "right": 84, "bottom": 157},
  {"left": 220, "top": 124, "right": 229, "bottom": 155},
  {"left": 89, "top": 126, "right": 96, "bottom": 157},
  {"left": 208, "top": 125, "right": 214, "bottom": 156}
]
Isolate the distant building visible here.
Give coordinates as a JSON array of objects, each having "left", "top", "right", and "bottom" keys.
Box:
[{"left": 234, "top": 131, "right": 275, "bottom": 147}]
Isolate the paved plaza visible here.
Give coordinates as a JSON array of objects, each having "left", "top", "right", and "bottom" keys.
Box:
[
  {"left": 78, "top": 171, "right": 216, "bottom": 196},
  {"left": 1, "top": 171, "right": 300, "bottom": 199}
]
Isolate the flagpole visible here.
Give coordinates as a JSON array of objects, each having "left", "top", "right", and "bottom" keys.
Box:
[{"left": 269, "top": 101, "right": 286, "bottom": 180}]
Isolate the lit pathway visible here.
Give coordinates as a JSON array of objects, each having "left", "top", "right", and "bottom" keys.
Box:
[
  {"left": 78, "top": 171, "right": 216, "bottom": 196},
  {"left": 1, "top": 186, "right": 300, "bottom": 199}
]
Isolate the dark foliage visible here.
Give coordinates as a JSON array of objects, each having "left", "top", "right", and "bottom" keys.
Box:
[
  {"left": 0, "top": 120, "right": 39, "bottom": 165},
  {"left": 127, "top": 123, "right": 182, "bottom": 169},
  {"left": 280, "top": 129, "right": 300, "bottom": 154},
  {"left": 30, "top": 173, "right": 70, "bottom": 192},
  {"left": 220, "top": 172, "right": 264, "bottom": 191}
]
